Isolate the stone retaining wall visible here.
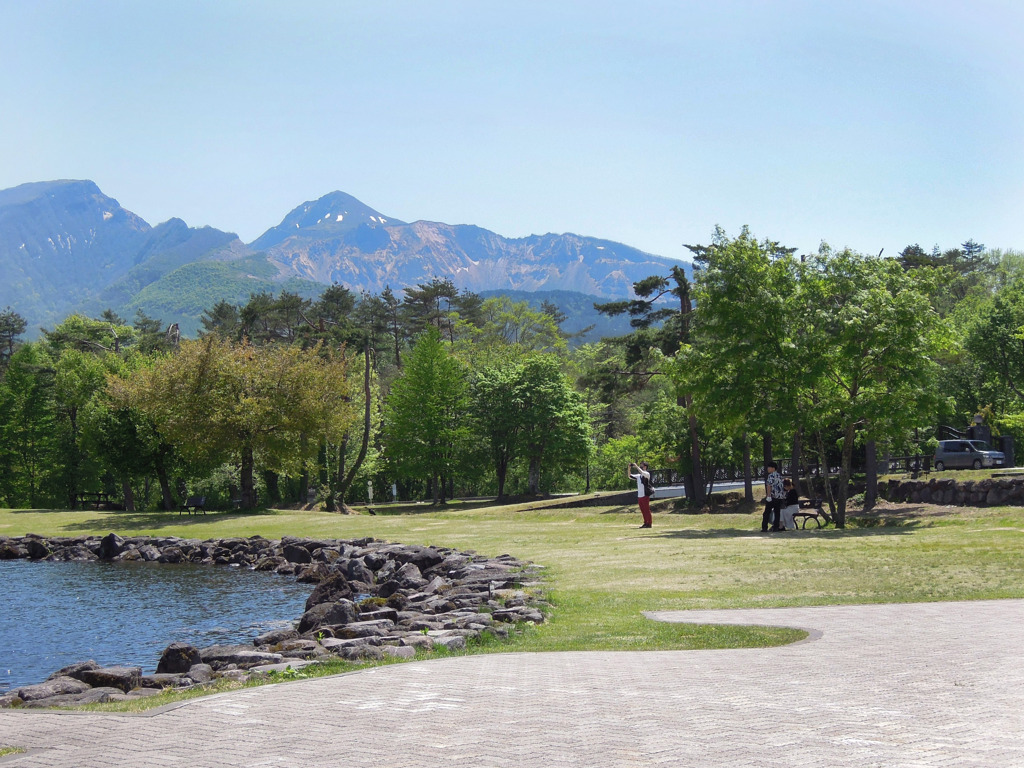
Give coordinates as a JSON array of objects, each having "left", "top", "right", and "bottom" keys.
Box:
[
  {"left": 880, "top": 475, "right": 1024, "bottom": 506},
  {"left": 0, "top": 534, "right": 547, "bottom": 709}
]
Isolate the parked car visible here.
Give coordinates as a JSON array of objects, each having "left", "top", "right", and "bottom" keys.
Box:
[{"left": 933, "top": 440, "right": 1005, "bottom": 471}]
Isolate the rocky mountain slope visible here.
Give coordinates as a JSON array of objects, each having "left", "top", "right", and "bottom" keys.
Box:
[
  {"left": 0, "top": 181, "right": 687, "bottom": 336},
  {"left": 0, "top": 180, "right": 242, "bottom": 330},
  {"left": 254, "top": 191, "right": 678, "bottom": 298}
]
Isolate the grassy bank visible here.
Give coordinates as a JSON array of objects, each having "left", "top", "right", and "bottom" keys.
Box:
[
  {"left": 5, "top": 497, "right": 1023, "bottom": 712},
  {"left": 4, "top": 498, "right": 1023, "bottom": 655}
]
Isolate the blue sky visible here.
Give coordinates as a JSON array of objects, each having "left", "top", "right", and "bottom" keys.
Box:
[{"left": 1, "top": 1, "right": 1021, "bottom": 262}]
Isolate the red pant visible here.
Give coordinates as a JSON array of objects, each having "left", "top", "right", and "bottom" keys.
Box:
[{"left": 638, "top": 496, "right": 652, "bottom": 526}]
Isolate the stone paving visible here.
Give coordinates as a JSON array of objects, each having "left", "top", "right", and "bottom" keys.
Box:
[{"left": 1, "top": 599, "right": 1022, "bottom": 767}]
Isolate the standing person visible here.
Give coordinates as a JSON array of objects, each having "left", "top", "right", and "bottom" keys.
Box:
[
  {"left": 628, "top": 461, "right": 653, "bottom": 529},
  {"left": 763, "top": 461, "right": 785, "bottom": 532}
]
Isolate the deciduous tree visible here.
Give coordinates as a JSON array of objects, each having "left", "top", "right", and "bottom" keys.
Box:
[{"left": 383, "top": 328, "right": 470, "bottom": 504}]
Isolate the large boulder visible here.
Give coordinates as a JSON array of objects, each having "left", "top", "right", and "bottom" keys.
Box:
[
  {"left": 17, "top": 675, "right": 91, "bottom": 701},
  {"left": 0, "top": 539, "right": 27, "bottom": 559},
  {"left": 78, "top": 665, "right": 142, "bottom": 693},
  {"left": 157, "top": 642, "right": 202, "bottom": 674},
  {"left": 253, "top": 555, "right": 286, "bottom": 571},
  {"left": 22, "top": 687, "right": 126, "bottom": 708},
  {"left": 157, "top": 547, "right": 184, "bottom": 564},
  {"left": 305, "top": 574, "right": 353, "bottom": 610},
  {"left": 395, "top": 562, "right": 427, "bottom": 589},
  {"left": 333, "top": 619, "right": 395, "bottom": 639},
  {"left": 344, "top": 558, "right": 375, "bottom": 584},
  {"left": 311, "top": 547, "right": 342, "bottom": 564},
  {"left": 254, "top": 627, "right": 299, "bottom": 647},
  {"left": 140, "top": 673, "right": 186, "bottom": 689},
  {"left": 363, "top": 551, "right": 387, "bottom": 571},
  {"left": 320, "top": 636, "right": 380, "bottom": 651},
  {"left": 297, "top": 600, "right": 358, "bottom": 633},
  {"left": 24, "top": 537, "right": 50, "bottom": 560},
  {"left": 98, "top": 533, "right": 125, "bottom": 560},
  {"left": 185, "top": 663, "right": 215, "bottom": 684},
  {"left": 199, "top": 644, "right": 283, "bottom": 670},
  {"left": 296, "top": 562, "right": 332, "bottom": 584},
  {"left": 282, "top": 543, "right": 313, "bottom": 564},
  {"left": 47, "top": 660, "right": 100, "bottom": 681},
  {"left": 358, "top": 607, "right": 399, "bottom": 624},
  {"left": 402, "top": 545, "right": 446, "bottom": 571}
]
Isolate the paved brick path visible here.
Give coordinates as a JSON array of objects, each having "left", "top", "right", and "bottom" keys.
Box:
[{"left": 2, "top": 600, "right": 1022, "bottom": 767}]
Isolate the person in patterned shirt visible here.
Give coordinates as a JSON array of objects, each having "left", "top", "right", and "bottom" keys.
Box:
[{"left": 763, "top": 461, "right": 785, "bottom": 532}]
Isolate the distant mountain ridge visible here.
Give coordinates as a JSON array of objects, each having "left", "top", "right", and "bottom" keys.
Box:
[
  {"left": 254, "top": 193, "right": 675, "bottom": 299},
  {"left": 0, "top": 180, "right": 688, "bottom": 336}
]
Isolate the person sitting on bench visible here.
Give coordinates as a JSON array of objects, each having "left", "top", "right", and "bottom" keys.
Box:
[{"left": 779, "top": 478, "right": 800, "bottom": 531}]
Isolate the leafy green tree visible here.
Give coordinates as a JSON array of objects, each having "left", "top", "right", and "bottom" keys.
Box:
[
  {"left": 590, "top": 434, "right": 652, "bottom": 491},
  {"left": 464, "top": 296, "right": 568, "bottom": 359},
  {"left": 593, "top": 264, "right": 710, "bottom": 501},
  {"left": 301, "top": 283, "right": 360, "bottom": 349},
  {"left": 329, "top": 343, "right": 379, "bottom": 510},
  {"left": 516, "top": 356, "right": 590, "bottom": 495},
  {"left": 0, "top": 343, "right": 57, "bottom": 507},
  {"left": 237, "top": 291, "right": 313, "bottom": 345},
  {"left": 899, "top": 240, "right": 992, "bottom": 315},
  {"left": 43, "top": 313, "right": 137, "bottom": 356},
  {"left": 0, "top": 307, "right": 28, "bottom": 370},
  {"left": 798, "top": 246, "right": 944, "bottom": 525},
  {"left": 200, "top": 299, "right": 242, "bottom": 339},
  {"left": 355, "top": 287, "right": 404, "bottom": 370},
  {"left": 401, "top": 278, "right": 484, "bottom": 344},
  {"left": 383, "top": 328, "right": 470, "bottom": 503},
  {"left": 112, "top": 337, "right": 354, "bottom": 508},
  {"left": 51, "top": 348, "right": 112, "bottom": 507},
  {"left": 132, "top": 309, "right": 178, "bottom": 354},
  {"left": 471, "top": 362, "right": 527, "bottom": 499},
  {"left": 675, "top": 227, "right": 802, "bottom": 499},
  {"left": 965, "top": 278, "right": 1024, "bottom": 397}
]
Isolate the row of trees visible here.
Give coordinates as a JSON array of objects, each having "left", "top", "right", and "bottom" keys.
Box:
[
  {"left": 1, "top": 232, "right": 1022, "bottom": 522},
  {"left": 0, "top": 283, "right": 588, "bottom": 511},
  {"left": 593, "top": 231, "right": 1024, "bottom": 527}
]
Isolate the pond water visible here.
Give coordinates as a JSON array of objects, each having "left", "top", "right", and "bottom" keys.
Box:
[{"left": 0, "top": 559, "right": 313, "bottom": 693}]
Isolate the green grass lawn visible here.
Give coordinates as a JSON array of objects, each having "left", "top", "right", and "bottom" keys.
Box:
[{"left": 4, "top": 496, "right": 1023, "bottom": 656}]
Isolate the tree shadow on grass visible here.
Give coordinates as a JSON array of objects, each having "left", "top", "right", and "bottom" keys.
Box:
[
  {"left": 54, "top": 509, "right": 280, "bottom": 533},
  {"left": 600, "top": 506, "right": 637, "bottom": 515},
  {"left": 368, "top": 504, "right": 453, "bottom": 516},
  {"left": 650, "top": 521, "right": 927, "bottom": 540}
]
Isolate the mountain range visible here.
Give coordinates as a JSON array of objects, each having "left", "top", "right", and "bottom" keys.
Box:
[{"left": 0, "top": 180, "right": 688, "bottom": 337}]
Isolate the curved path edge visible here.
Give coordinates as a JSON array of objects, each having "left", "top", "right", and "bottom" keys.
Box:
[{"left": 2, "top": 599, "right": 1022, "bottom": 767}]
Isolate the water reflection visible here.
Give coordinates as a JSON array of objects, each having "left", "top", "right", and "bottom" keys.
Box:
[{"left": 0, "top": 560, "right": 312, "bottom": 693}]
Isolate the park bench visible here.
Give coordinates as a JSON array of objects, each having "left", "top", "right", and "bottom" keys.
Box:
[
  {"left": 179, "top": 495, "right": 206, "bottom": 516},
  {"left": 792, "top": 498, "right": 833, "bottom": 529},
  {"left": 75, "top": 491, "right": 112, "bottom": 509}
]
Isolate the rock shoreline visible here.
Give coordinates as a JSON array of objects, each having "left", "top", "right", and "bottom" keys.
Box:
[{"left": 0, "top": 533, "right": 547, "bottom": 709}]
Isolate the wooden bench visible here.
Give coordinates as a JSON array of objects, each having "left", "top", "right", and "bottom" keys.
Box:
[
  {"left": 75, "top": 492, "right": 112, "bottom": 509},
  {"left": 179, "top": 495, "right": 206, "bottom": 515},
  {"left": 792, "top": 498, "right": 833, "bottom": 529}
]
